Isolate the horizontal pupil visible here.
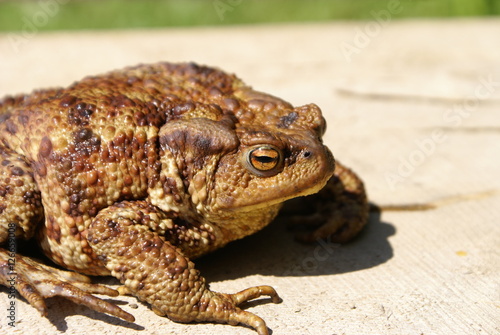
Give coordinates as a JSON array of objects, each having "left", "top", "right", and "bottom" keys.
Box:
[
  {"left": 248, "top": 147, "right": 281, "bottom": 173},
  {"left": 254, "top": 155, "right": 276, "bottom": 163}
]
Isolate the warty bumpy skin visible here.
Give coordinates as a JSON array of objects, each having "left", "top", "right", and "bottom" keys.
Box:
[{"left": 0, "top": 62, "right": 368, "bottom": 334}]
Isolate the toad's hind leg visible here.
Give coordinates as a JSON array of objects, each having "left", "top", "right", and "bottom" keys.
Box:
[
  {"left": 87, "top": 201, "right": 281, "bottom": 335},
  {"left": 0, "top": 249, "right": 135, "bottom": 322},
  {"left": 0, "top": 143, "right": 43, "bottom": 241},
  {"left": 0, "top": 143, "right": 135, "bottom": 323}
]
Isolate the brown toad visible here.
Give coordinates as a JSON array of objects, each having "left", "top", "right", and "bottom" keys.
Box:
[{"left": 0, "top": 62, "right": 368, "bottom": 334}]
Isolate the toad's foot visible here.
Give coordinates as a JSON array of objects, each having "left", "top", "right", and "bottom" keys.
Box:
[
  {"left": 118, "top": 275, "right": 281, "bottom": 335},
  {"left": 156, "top": 285, "right": 281, "bottom": 335},
  {"left": 283, "top": 161, "right": 369, "bottom": 243},
  {"left": 0, "top": 248, "right": 134, "bottom": 322}
]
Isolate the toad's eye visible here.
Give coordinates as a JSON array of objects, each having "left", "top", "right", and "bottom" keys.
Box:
[{"left": 246, "top": 145, "right": 283, "bottom": 176}]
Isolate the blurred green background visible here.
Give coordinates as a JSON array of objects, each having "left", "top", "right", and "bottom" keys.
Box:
[{"left": 0, "top": 0, "right": 499, "bottom": 32}]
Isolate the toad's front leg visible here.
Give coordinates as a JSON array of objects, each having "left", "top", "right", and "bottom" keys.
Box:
[
  {"left": 284, "top": 161, "right": 369, "bottom": 243},
  {"left": 87, "top": 201, "right": 280, "bottom": 335}
]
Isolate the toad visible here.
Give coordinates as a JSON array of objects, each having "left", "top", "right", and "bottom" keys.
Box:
[{"left": 0, "top": 62, "right": 368, "bottom": 334}]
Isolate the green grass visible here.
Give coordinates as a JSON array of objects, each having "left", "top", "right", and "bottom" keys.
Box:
[{"left": 0, "top": 0, "right": 498, "bottom": 32}]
